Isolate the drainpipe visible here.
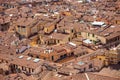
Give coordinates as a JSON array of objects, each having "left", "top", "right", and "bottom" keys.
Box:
[{"left": 85, "top": 73, "right": 90, "bottom": 80}]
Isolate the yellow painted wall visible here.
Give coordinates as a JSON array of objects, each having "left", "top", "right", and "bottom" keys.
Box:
[
  {"left": 39, "top": 54, "right": 59, "bottom": 62},
  {"left": 116, "top": 20, "right": 120, "bottom": 25},
  {"left": 96, "top": 56, "right": 108, "bottom": 66},
  {"left": 16, "top": 26, "right": 28, "bottom": 37},
  {"left": 81, "top": 32, "right": 87, "bottom": 39},
  {"left": 44, "top": 24, "right": 55, "bottom": 34},
  {"left": 97, "top": 36, "right": 106, "bottom": 44},
  {"left": 97, "top": 56, "right": 106, "bottom": 61},
  {"left": 62, "top": 11, "right": 72, "bottom": 16},
  {"left": 80, "top": 31, "right": 107, "bottom": 44},
  {"left": 16, "top": 25, "right": 39, "bottom": 38}
]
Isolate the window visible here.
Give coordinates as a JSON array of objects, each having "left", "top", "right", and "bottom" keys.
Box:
[
  {"left": 84, "top": 68, "right": 86, "bottom": 72},
  {"left": 22, "top": 66, "right": 24, "bottom": 70},
  {"left": 29, "top": 68, "right": 31, "bottom": 73},
  {"left": 28, "top": 53, "right": 33, "bottom": 57},
  {"left": 45, "top": 42, "right": 46, "bottom": 44},
  {"left": 13, "top": 64, "right": 15, "bottom": 68},
  {"left": 36, "top": 56, "right": 39, "bottom": 58},
  {"left": 52, "top": 56, "right": 54, "bottom": 61},
  {"left": 79, "top": 32, "right": 81, "bottom": 35},
  {"left": 68, "top": 38, "right": 70, "bottom": 41},
  {"left": 71, "top": 52, "right": 74, "bottom": 56},
  {"left": 71, "top": 29, "right": 74, "bottom": 33},
  {"left": 88, "top": 33, "right": 90, "bottom": 36},
  {"left": 83, "top": 53, "right": 85, "bottom": 55},
  {"left": 22, "top": 26, "right": 26, "bottom": 33},
  {"left": 6, "top": 61, "right": 8, "bottom": 63},
  {"left": 58, "top": 40, "right": 59, "bottom": 43},
  {"left": 111, "top": 58, "right": 113, "bottom": 60},
  {"left": 32, "top": 69, "right": 34, "bottom": 72},
  {"left": 18, "top": 26, "right": 20, "bottom": 32},
  {"left": 22, "top": 28, "right": 26, "bottom": 33},
  {"left": 44, "top": 58, "right": 46, "bottom": 60},
  {"left": 89, "top": 64, "right": 93, "bottom": 68},
  {"left": 46, "top": 29, "right": 48, "bottom": 32},
  {"left": 1, "top": 59, "right": 3, "bottom": 62},
  {"left": 92, "top": 34, "right": 94, "bottom": 37}
]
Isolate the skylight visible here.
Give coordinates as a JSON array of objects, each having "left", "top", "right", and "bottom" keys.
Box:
[
  {"left": 92, "top": 21, "right": 105, "bottom": 26},
  {"left": 27, "top": 57, "right": 32, "bottom": 61},
  {"left": 33, "top": 58, "right": 40, "bottom": 63},
  {"left": 18, "top": 55, "right": 24, "bottom": 59}
]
